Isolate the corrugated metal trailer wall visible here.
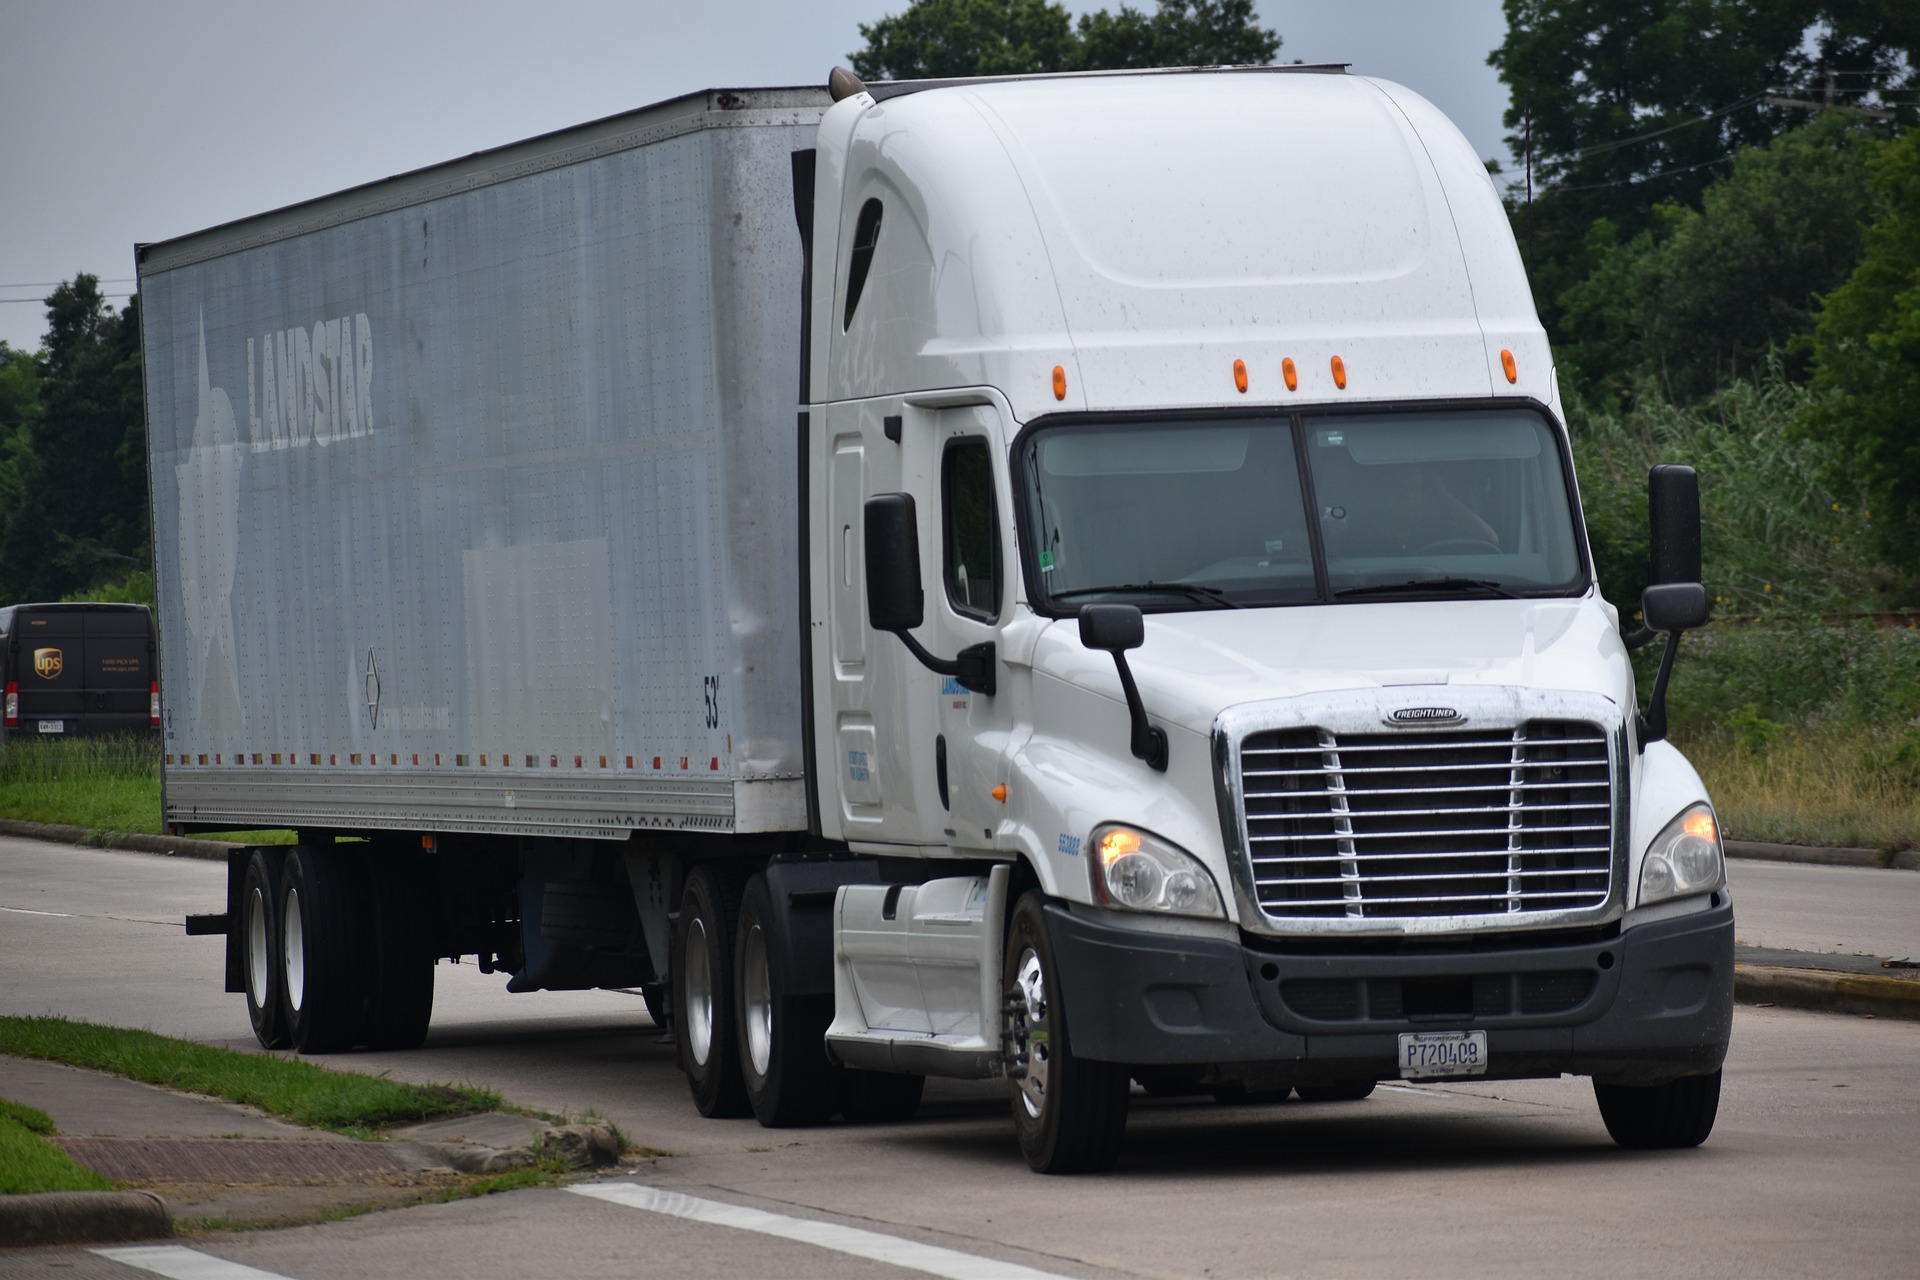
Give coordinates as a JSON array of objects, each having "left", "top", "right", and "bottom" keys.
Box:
[{"left": 139, "top": 88, "right": 829, "bottom": 838}]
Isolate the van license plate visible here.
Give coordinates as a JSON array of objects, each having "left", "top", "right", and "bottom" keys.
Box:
[
  {"left": 37, "top": 720, "right": 64, "bottom": 734},
  {"left": 1398, "top": 1030, "right": 1487, "bottom": 1079}
]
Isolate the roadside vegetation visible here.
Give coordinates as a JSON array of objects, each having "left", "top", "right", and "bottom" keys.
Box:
[
  {"left": 0, "top": 1017, "right": 499, "bottom": 1137},
  {"left": 0, "top": 735, "right": 290, "bottom": 843},
  {"left": 0, "top": 1096, "right": 114, "bottom": 1195}
]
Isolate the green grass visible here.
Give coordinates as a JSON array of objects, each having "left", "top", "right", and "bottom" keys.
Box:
[
  {"left": 0, "top": 735, "right": 291, "bottom": 842},
  {"left": 0, "top": 1096, "right": 115, "bottom": 1194},
  {"left": 1678, "top": 720, "right": 1920, "bottom": 852},
  {"left": 0, "top": 1017, "right": 500, "bottom": 1135}
]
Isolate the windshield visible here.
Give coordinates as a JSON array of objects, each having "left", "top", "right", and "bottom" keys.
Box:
[{"left": 1018, "top": 408, "right": 1585, "bottom": 611}]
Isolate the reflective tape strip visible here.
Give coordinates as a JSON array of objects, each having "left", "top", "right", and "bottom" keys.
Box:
[{"left": 567, "top": 1183, "right": 1072, "bottom": 1280}]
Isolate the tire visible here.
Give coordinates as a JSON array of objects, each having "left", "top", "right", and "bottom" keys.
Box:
[
  {"left": 735, "top": 875, "right": 841, "bottom": 1127},
  {"left": 361, "top": 853, "right": 436, "bottom": 1050},
  {"left": 279, "top": 844, "right": 369, "bottom": 1055},
  {"left": 675, "top": 865, "right": 751, "bottom": 1118},
  {"left": 1594, "top": 1070, "right": 1721, "bottom": 1149},
  {"left": 1295, "top": 1080, "right": 1376, "bottom": 1103},
  {"left": 1003, "top": 892, "right": 1130, "bottom": 1174},
  {"left": 839, "top": 1070, "right": 926, "bottom": 1124},
  {"left": 240, "top": 849, "right": 289, "bottom": 1050}
]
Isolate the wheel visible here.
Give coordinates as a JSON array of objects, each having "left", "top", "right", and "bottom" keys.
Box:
[
  {"left": 1594, "top": 1070, "right": 1721, "bottom": 1149},
  {"left": 675, "top": 865, "right": 751, "bottom": 1117},
  {"left": 1295, "top": 1080, "right": 1376, "bottom": 1102},
  {"left": 1003, "top": 892, "right": 1130, "bottom": 1174},
  {"left": 360, "top": 853, "right": 436, "bottom": 1050},
  {"left": 839, "top": 1070, "right": 926, "bottom": 1124},
  {"left": 279, "top": 844, "right": 369, "bottom": 1054},
  {"left": 735, "top": 875, "right": 840, "bottom": 1127},
  {"left": 240, "top": 849, "right": 289, "bottom": 1050}
]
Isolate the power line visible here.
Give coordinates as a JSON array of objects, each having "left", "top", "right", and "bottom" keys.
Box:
[
  {"left": 1552, "top": 153, "right": 1738, "bottom": 194},
  {"left": 1557, "top": 94, "right": 1767, "bottom": 161},
  {"left": 0, "top": 279, "right": 136, "bottom": 288}
]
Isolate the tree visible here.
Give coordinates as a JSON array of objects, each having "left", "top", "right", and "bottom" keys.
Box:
[
  {"left": 1556, "top": 114, "right": 1885, "bottom": 401},
  {"left": 849, "top": 0, "right": 1278, "bottom": 81},
  {"left": 1802, "top": 126, "right": 1920, "bottom": 597}
]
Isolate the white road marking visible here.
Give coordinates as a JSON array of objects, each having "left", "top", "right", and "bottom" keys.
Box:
[
  {"left": 92, "top": 1245, "right": 294, "bottom": 1279},
  {"left": 570, "top": 1182, "right": 1075, "bottom": 1280},
  {"left": 1, "top": 905, "right": 71, "bottom": 916}
]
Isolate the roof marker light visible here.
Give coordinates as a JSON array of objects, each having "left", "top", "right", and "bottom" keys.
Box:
[
  {"left": 1501, "top": 349, "right": 1518, "bottom": 384},
  {"left": 1331, "top": 355, "right": 1347, "bottom": 390},
  {"left": 1052, "top": 366, "right": 1066, "bottom": 400},
  {"left": 1233, "top": 359, "right": 1248, "bottom": 393},
  {"left": 992, "top": 784, "right": 1008, "bottom": 803},
  {"left": 1282, "top": 357, "right": 1298, "bottom": 392}
]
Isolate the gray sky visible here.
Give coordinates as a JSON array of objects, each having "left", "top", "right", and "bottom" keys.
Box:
[{"left": 0, "top": 0, "right": 1514, "bottom": 354}]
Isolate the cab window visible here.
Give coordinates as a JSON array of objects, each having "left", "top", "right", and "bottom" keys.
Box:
[{"left": 943, "top": 438, "right": 1001, "bottom": 620}]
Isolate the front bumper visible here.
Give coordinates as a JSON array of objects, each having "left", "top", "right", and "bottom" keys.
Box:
[{"left": 1046, "top": 897, "right": 1733, "bottom": 1087}]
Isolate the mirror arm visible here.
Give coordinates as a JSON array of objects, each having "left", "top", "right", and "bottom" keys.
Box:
[
  {"left": 1622, "top": 625, "right": 1661, "bottom": 652},
  {"left": 1107, "top": 651, "right": 1169, "bottom": 772},
  {"left": 1638, "top": 630, "right": 1684, "bottom": 749},
  {"left": 888, "top": 630, "right": 996, "bottom": 697}
]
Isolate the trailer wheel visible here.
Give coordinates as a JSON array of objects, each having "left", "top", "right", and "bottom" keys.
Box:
[
  {"left": 1003, "top": 892, "right": 1129, "bottom": 1174},
  {"left": 280, "top": 844, "right": 368, "bottom": 1054},
  {"left": 675, "top": 865, "right": 750, "bottom": 1117},
  {"left": 839, "top": 1070, "right": 925, "bottom": 1124},
  {"left": 1594, "top": 1069, "right": 1721, "bottom": 1149},
  {"left": 734, "top": 875, "right": 839, "bottom": 1127},
  {"left": 361, "top": 854, "right": 436, "bottom": 1050},
  {"left": 240, "top": 850, "right": 290, "bottom": 1050}
]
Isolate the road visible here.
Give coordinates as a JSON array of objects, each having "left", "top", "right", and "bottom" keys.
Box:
[{"left": 4, "top": 836, "right": 1918, "bottom": 1278}]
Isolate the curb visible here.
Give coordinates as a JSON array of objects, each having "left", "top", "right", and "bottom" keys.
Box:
[
  {"left": 0, "top": 1190, "right": 171, "bottom": 1249},
  {"left": 0, "top": 820, "right": 235, "bottom": 862},
  {"left": 1726, "top": 840, "right": 1919, "bottom": 871},
  {"left": 1735, "top": 965, "right": 1920, "bottom": 1021}
]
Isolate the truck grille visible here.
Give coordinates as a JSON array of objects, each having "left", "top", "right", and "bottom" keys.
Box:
[{"left": 1240, "top": 721, "right": 1612, "bottom": 921}]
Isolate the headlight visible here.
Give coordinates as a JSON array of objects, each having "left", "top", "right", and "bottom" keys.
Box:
[
  {"left": 1639, "top": 803, "right": 1725, "bottom": 907},
  {"left": 1088, "top": 824, "right": 1225, "bottom": 919}
]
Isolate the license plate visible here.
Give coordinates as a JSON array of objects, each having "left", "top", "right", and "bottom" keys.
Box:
[
  {"left": 37, "top": 720, "right": 64, "bottom": 734},
  {"left": 1398, "top": 1030, "right": 1488, "bottom": 1079}
]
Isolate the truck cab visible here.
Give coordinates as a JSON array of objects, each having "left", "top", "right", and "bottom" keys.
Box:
[{"left": 800, "top": 68, "right": 1730, "bottom": 1170}]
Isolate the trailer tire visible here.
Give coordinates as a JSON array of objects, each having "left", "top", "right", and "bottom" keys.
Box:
[
  {"left": 361, "top": 854, "right": 436, "bottom": 1050},
  {"left": 1004, "top": 892, "right": 1129, "bottom": 1174},
  {"left": 735, "top": 875, "right": 839, "bottom": 1127},
  {"left": 240, "top": 850, "right": 290, "bottom": 1050},
  {"left": 839, "top": 1070, "right": 925, "bottom": 1124},
  {"left": 675, "top": 865, "right": 751, "bottom": 1117},
  {"left": 280, "top": 844, "right": 368, "bottom": 1055},
  {"left": 1594, "top": 1069, "right": 1720, "bottom": 1149}
]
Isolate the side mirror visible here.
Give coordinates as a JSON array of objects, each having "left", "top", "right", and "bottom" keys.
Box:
[
  {"left": 864, "top": 493, "right": 924, "bottom": 632},
  {"left": 861, "top": 492, "right": 996, "bottom": 695},
  {"left": 1076, "top": 604, "right": 1166, "bottom": 772},
  {"left": 1648, "top": 464, "right": 1701, "bottom": 586},
  {"left": 1641, "top": 582, "right": 1710, "bottom": 634}
]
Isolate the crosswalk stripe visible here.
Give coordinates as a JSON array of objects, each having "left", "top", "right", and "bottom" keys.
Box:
[
  {"left": 91, "top": 1246, "right": 294, "bottom": 1280},
  {"left": 569, "top": 1182, "right": 1075, "bottom": 1280}
]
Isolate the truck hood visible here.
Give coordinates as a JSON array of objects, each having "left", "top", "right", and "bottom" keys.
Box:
[{"left": 1027, "top": 598, "right": 1630, "bottom": 737}]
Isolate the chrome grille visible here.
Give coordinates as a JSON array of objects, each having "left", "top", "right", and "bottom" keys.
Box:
[{"left": 1240, "top": 720, "right": 1613, "bottom": 921}]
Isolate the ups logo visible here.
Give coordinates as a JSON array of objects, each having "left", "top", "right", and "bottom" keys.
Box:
[{"left": 33, "top": 648, "right": 63, "bottom": 679}]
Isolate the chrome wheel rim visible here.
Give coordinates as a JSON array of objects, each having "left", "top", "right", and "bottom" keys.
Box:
[
  {"left": 742, "top": 922, "right": 772, "bottom": 1079},
  {"left": 282, "top": 884, "right": 306, "bottom": 1014},
  {"left": 1013, "top": 948, "right": 1050, "bottom": 1120},
  {"left": 684, "top": 916, "right": 715, "bottom": 1067},
  {"left": 246, "top": 883, "right": 270, "bottom": 1007}
]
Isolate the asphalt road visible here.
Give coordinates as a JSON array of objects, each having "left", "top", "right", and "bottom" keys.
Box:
[{"left": 4, "top": 837, "right": 1919, "bottom": 1278}]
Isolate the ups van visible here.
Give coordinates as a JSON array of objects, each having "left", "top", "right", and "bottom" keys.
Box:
[{"left": 0, "top": 603, "right": 159, "bottom": 746}]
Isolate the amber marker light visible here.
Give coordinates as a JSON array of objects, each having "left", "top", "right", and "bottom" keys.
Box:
[
  {"left": 1096, "top": 828, "right": 1141, "bottom": 864},
  {"left": 1501, "top": 349, "right": 1518, "bottom": 384},
  {"left": 1683, "top": 810, "right": 1719, "bottom": 842},
  {"left": 1282, "top": 357, "right": 1298, "bottom": 391},
  {"left": 1052, "top": 365, "right": 1067, "bottom": 400},
  {"left": 992, "top": 784, "right": 1008, "bottom": 803},
  {"left": 1233, "top": 358, "right": 1248, "bottom": 393},
  {"left": 1331, "top": 355, "right": 1347, "bottom": 389}
]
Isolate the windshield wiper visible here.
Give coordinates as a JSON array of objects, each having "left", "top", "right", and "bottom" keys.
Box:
[
  {"left": 1334, "top": 577, "right": 1519, "bottom": 600},
  {"left": 1051, "top": 582, "right": 1243, "bottom": 608}
]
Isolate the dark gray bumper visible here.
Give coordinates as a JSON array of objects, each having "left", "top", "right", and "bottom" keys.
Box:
[{"left": 1046, "top": 898, "right": 1733, "bottom": 1088}]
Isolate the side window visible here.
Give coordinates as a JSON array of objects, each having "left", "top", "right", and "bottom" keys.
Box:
[
  {"left": 842, "top": 198, "right": 883, "bottom": 331},
  {"left": 942, "top": 438, "right": 1001, "bottom": 621}
]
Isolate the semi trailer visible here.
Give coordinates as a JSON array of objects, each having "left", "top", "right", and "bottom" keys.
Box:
[{"left": 141, "top": 65, "right": 1731, "bottom": 1173}]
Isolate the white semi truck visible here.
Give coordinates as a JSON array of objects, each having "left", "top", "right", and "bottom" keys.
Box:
[{"left": 142, "top": 66, "right": 1731, "bottom": 1173}]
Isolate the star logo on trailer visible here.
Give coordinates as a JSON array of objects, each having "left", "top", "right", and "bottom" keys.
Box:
[{"left": 33, "top": 649, "right": 62, "bottom": 680}]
